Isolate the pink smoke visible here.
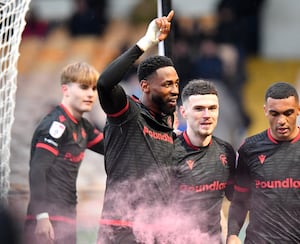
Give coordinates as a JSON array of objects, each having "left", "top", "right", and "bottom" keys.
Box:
[{"left": 100, "top": 171, "right": 222, "bottom": 243}]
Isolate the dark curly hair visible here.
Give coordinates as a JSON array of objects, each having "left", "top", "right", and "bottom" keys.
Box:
[{"left": 137, "top": 55, "right": 174, "bottom": 81}]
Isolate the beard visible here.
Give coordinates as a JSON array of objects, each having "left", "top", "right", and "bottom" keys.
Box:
[{"left": 152, "top": 94, "right": 176, "bottom": 115}]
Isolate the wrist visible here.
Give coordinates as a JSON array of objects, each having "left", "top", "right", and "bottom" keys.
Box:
[
  {"left": 136, "top": 19, "right": 159, "bottom": 51},
  {"left": 36, "top": 212, "right": 49, "bottom": 220},
  {"left": 136, "top": 36, "right": 154, "bottom": 52}
]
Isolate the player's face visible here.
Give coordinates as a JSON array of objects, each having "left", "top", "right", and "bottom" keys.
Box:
[
  {"left": 181, "top": 94, "right": 219, "bottom": 138},
  {"left": 143, "top": 66, "right": 179, "bottom": 115},
  {"left": 264, "top": 96, "right": 300, "bottom": 141},
  {"left": 63, "top": 82, "right": 97, "bottom": 117}
]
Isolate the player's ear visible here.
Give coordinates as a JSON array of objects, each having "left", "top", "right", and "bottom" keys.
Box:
[
  {"left": 61, "top": 84, "right": 70, "bottom": 96},
  {"left": 61, "top": 84, "right": 67, "bottom": 91},
  {"left": 263, "top": 104, "right": 268, "bottom": 117},
  {"left": 140, "top": 79, "right": 150, "bottom": 93},
  {"left": 180, "top": 104, "right": 187, "bottom": 119}
]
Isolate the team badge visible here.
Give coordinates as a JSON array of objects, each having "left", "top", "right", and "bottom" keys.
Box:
[
  {"left": 220, "top": 154, "right": 228, "bottom": 166},
  {"left": 49, "top": 121, "right": 66, "bottom": 139}
]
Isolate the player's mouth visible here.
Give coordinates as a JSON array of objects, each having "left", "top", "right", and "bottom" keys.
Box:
[
  {"left": 168, "top": 98, "right": 177, "bottom": 107},
  {"left": 200, "top": 122, "right": 212, "bottom": 128},
  {"left": 277, "top": 127, "right": 289, "bottom": 134},
  {"left": 83, "top": 101, "right": 93, "bottom": 105}
]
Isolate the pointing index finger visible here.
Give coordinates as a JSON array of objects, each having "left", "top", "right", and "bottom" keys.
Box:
[{"left": 167, "top": 10, "right": 175, "bottom": 22}]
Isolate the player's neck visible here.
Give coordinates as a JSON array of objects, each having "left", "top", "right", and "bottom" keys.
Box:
[
  {"left": 61, "top": 102, "right": 83, "bottom": 121},
  {"left": 186, "top": 128, "right": 211, "bottom": 147}
]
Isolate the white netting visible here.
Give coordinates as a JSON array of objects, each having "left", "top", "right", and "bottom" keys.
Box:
[{"left": 0, "top": 0, "right": 31, "bottom": 201}]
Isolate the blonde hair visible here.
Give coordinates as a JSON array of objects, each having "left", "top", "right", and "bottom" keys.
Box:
[{"left": 60, "top": 62, "right": 99, "bottom": 87}]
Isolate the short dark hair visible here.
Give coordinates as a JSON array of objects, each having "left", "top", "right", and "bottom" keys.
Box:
[
  {"left": 137, "top": 55, "right": 174, "bottom": 81},
  {"left": 181, "top": 79, "right": 218, "bottom": 103},
  {"left": 265, "top": 82, "right": 299, "bottom": 102}
]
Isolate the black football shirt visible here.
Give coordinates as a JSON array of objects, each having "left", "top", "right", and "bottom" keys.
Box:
[
  {"left": 229, "top": 129, "right": 300, "bottom": 243},
  {"left": 27, "top": 104, "right": 104, "bottom": 218},
  {"left": 172, "top": 131, "right": 236, "bottom": 239}
]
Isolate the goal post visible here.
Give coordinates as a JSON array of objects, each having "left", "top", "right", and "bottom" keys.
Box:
[
  {"left": 0, "top": 0, "right": 31, "bottom": 202},
  {"left": 157, "top": 0, "right": 173, "bottom": 57}
]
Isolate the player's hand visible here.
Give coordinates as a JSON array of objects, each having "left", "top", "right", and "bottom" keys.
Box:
[
  {"left": 137, "top": 10, "right": 175, "bottom": 51},
  {"left": 156, "top": 10, "right": 174, "bottom": 41},
  {"left": 226, "top": 235, "right": 242, "bottom": 244},
  {"left": 35, "top": 218, "right": 55, "bottom": 243}
]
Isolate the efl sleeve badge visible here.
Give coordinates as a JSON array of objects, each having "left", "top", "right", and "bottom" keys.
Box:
[{"left": 49, "top": 121, "right": 66, "bottom": 139}]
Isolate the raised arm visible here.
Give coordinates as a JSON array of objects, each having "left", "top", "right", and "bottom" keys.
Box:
[{"left": 97, "top": 10, "right": 174, "bottom": 115}]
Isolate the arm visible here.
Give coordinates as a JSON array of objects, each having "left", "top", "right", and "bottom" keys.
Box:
[
  {"left": 29, "top": 148, "right": 57, "bottom": 215},
  {"left": 88, "top": 131, "right": 104, "bottom": 154},
  {"left": 225, "top": 145, "right": 236, "bottom": 201},
  {"left": 97, "top": 10, "right": 174, "bottom": 115},
  {"left": 84, "top": 119, "right": 105, "bottom": 154},
  {"left": 97, "top": 45, "right": 142, "bottom": 115},
  {"left": 227, "top": 150, "right": 251, "bottom": 243},
  {"left": 29, "top": 121, "right": 65, "bottom": 242},
  {"left": 29, "top": 148, "right": 57, "bottom": 242},
  {"left": 226, "top": 191, "right": 249, "bottom": 243}
]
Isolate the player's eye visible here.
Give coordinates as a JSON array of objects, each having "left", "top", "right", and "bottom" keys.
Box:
[
  {"left": 283, "top": 110, "right": 294, "bottom": 116},
  {"left": 80, "top": 84, "right": 89, "bottom": 89},
  {"left": 270, "top": 111, "right": 279, "bottom": 117}
]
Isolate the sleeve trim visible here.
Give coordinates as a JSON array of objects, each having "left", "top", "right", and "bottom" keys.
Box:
[{"left": 36, "top": 142, "right": 59, "bottom": 156}]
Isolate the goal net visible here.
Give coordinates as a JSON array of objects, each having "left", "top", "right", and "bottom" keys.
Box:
[{"left": 0, "top": 0, "right": 31, "bottom": 201}]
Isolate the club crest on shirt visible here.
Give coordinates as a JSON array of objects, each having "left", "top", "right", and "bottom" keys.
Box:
[
  {"left": 49, "top": 121, "right": 66, "bottom": 139},
  {"left": 220, "top": 154, "right": 228, "bottom": 166}
]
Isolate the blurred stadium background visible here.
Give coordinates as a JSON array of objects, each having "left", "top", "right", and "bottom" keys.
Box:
[{"left": 7, "top": 0, "right": 300, "bottom": 243}]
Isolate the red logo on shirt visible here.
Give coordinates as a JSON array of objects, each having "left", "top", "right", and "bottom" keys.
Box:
[
  {"left": 179, "top": 181, "right": 227, "bottom": 192},
  {"left": 143, "top": 126, "right": 173, "bottom": 144},
  {"left": 255, "top": 178, "right": 300, "bottom": 189},
  {"left": 64, "top": 152, "right": 84, "bottom": 163},
  {"left": 258, "top": 154, "right": 266, "bottom": 164},
  {"left": 220, "top": 154, "right": 227, "bottom": 166},
  {"left": 186, "top": 160, "right": 194, "bottom": 170}
]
